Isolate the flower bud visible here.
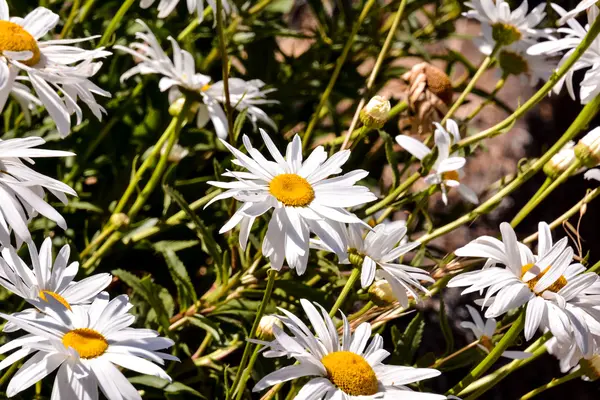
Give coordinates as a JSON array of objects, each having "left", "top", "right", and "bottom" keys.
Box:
[
  {"left": 360, "top": 96, "right": 391, "bottom": 129},
  {"left": 368, "top": 280, "right": 396, "bottom": 306},
  {"left": 575, "top": 128, "right": 600, "bottom": 167},
  {"left": 110, "top": 213, "right": 130, "bottom": 229},
  {"left": 161, "top": 143, "right": 189, "bottom": 164},
  {"left": 543, "top": 141, "right": 576, "bottom": 179},
  {"left": 168, "top": 97, "right": 200, "bottom": 119},
  {"left": 257, "top": 315, "right": 283, "bottom": 341}
]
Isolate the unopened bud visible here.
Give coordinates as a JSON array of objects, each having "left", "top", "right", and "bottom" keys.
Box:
[
  {"left": 168, "top": 97, "right": 200, "bottom": 119},
  {"left": 543, "top": 141, "right": 576, "bottom": 179},
  {"left": 368, "top": 280, "right": 396, "bottom": 306},
  {"left": 161, "top": 143, "right": 189, "bottom": 164},
  {"left": 575, "top": 128, "right": 600, "bottom": 167},
  {"left": 360, "top": 96, "right": 391, "bottom": 129},
  {"left": 110, "top": 213, "right": 130, "bottom": 229},
  {"left": 257, "top": 315, "right": 283, "bottom": 341}
]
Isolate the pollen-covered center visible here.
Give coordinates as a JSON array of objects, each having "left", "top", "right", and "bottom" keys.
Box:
[
  {"left": 442, "top": 170, "right": 460, "bottom": 182},
  {"left": 0, "top": 21, "right": 41, "bottom": 66},
  {"left": 491, "top": 22, "right": 522, "bottom": 46},
  {"left": 321, "top": 351, "right": 379, "bottom": 396},
  {"left": 521, "top": 264, "right": 568, "bottom": 295},
  {"left": 269, "top": 174, "right": 315, "bottom": 207},
  {"left": 39, "top": 290, "right": 71, "bottom": 310},
  {"left": 62, "top": 328, "right": 108, "bottom": 359}
]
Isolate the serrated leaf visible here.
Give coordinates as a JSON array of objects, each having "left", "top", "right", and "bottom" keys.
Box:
[
  {"left": 160, "top": 249, "right": 198, "bottom": 311},
  {"left": 154, "top": 240, "right": 199, "bottom": 252},
  {"left": 113, "top": 269, "right": 171, "bottom": 332},
  {"left": 392, "top": 313, "right": 424, "bottom": 365}
]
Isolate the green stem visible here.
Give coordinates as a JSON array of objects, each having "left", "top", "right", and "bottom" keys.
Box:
[
  {"left": 0, "top": 362, "right": 18, "bottom": 387},
  {"left": 216, "top": 0, "right": 234, "bottom": 142},
  {"left": 302, "top": 0, "right": 377, "bottom": 150},
  {"left": 446, "top": 309, "right": 526, "bottom": 396},
  {"left": 457, "top": 14, "right": 600, "bottom": 150},
  {"left": 329, "top": 268, "right": 360, "bottom": 317},
  {"left": 461, "top": 333, "right": 551, "bottom": 399},
  {"left": 588, "top": 258, "right": 600, "bottom": 273},
  {"left": 365, "top": 171, "right": 421, "bottom": 216},
  {"left": 465, "top": 75, "right": 507, "bottom": 122},
  {"left": 419, "top": 94, "right": 600, "bottom": 244},
  {"left": 82, "top": 231, "right": 122, "bottom": 269},
  {"left": 520, "top": 369, "right": 584, "bottom": 400},
  {"left": 177, "top": 8, "right": 213, "bottom": 41},
  {"left": 340, "top": 0, "right": 409, "bottom": 150},
  {"left": 80, "top": 224, "right": 116, "bottom": 258},
  {"left": 442, "top": 45, "right": 500, "bottom": 124},
  {"left": 99, "top": 0, "right": 136, "bottom": 46},
  {"left": 511, "top": 162, "right": 580, "bottom": 228},
  {"left": 230, "top": 270, "right": 277, "bottom": 400},
  {"left": 79, "top": 0, "right": 97, "bottom": 22},
  {"left": 234, "top": 345, "right": 262, "bottom": 400},
  {"left": 60, "top": 0, "right": 81, "bottom": 38}
]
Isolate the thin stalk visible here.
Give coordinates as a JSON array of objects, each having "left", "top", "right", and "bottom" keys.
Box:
[
  {"left": 465, "top": 75, "right": 507, "bottom": 122},
  {"left": 80, "top": 224, "right": 116, "bottom": 258},
  {"left": 520, "top": 369, "right": 584, "bottom": 400},
  {"left": 523, "top": 187, "right": 600, "bottom": 244},
  {"left": 329, "top": 268, "right": 361, "bottom": 317},
  {"left": 419, "top": 94, "right": 600, "bottom": 244},
  {"left": 511, "top": 162, "right": 580, "bottom": 228},
  {"left": 234, "top": 345, "right": 262, "bottom": 400},
  {"left": 446, "top": 309, "right": 525, "bottom": 396},
  {"left": 588, "top": 258, "right": 600, "bottom": 274},
  {"left": 60, "top": 0, "right": 81, "bottom": 38},
  {"left": 442, "top": 45, "right": 500, "bottom": 124},
  {"left": 431, "top": 340, "right": 480, "bottom": 369},
  {"left": 460, "top": 334, "right": 551, "bottom": 399},
  {"left": 216, "top": 0, "right": 234, "bottom": 142},
  {"left": 365, "top": 171, "right": 420, "bottom": 216},
  {"left": 177, "top": 8, "right": 213, "bottom": 41},
  {"left": 82, "top": 231, "right": 122, "bottom": 269},
  {"left": 348, "top": 300, "right": 374, "bottom": 322},
  {"left": 99, "top": 0, "right": 136, "bottom": 46},
  {"left": 340, "top": 0, "right": 409, "bottom": 150},
  {"left": 79, "top": 0, "right": 97, "bottom": 22},
  {"left": 0, "top": 362, "right": 18, "bottom": 387},
  {"left": 230, "top": 270, "right": 277, "bottom": 399},
  {"left": 302, "top": 0, "right": 377, "bottom": 150},
  {"left": 457, "top": 15, "right": 600, "bottom": 150}
]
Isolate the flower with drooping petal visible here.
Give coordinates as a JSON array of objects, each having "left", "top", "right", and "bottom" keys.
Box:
[
  {"left": 0, "top": 294, "right": 177, "bottom": 399},
  {"left": 116, "top": 21, "right": 276, "bottom": 139},
  {"left": 449, "top": 222, "right": 600, "bottom": 356},
  {"left": 396, "top": 120, "right": 479, "bottom": 205},
  {"left": 140, "top": 0, "right": 233, "bottom": 22},
  {"left": 528, "top": 4, "right": 600, "bottom": 105},
  {"left": 207, "top": 129, "right": 377, "bottom": 275},
  {"left": 0, "top": 137, "right": 77, "bottom": 245},
  {"left": 461, "top": 305, "right": 531, "bottom": 360},
  {"left": 312, "top": 220, "right": 433, "bottom": 308},
  {"left": 0, "top": 237, "right": 112, "bottom": 333},
  {"left": 464, "top": 0, "right": 550, "bottom": 49},
  {"left": 252, "top": 299, "right": 446, "bottom": 399},
  {"left": 0, "top": 1, "right": 111, "bottom": 137}
]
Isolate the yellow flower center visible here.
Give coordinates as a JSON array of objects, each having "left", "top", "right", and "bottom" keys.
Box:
[
  {"left": 0, "top": 21, "right": 41, "bottom": 66},
  {"left": 491, "top": 22, "right": 522, "bottom": 46},
  {"left": 62, "top": 328, "right": 108, "bottom": 359},
  {"left": 321, "top": 351, "right": 379, "bottom": 396},
  {"left": 521, "top": 264, "right": 568, "bottom": 295},
  {"left": 201, "top": 83, "right": 211, "bottom": 91},
  {"left": 39, "top": 290, "right": 71, "bottom": 310},
  {"left": 269, "top": 174, "right": 315, "bottom": 207},
  {"left": 442, "top": 170, "right": 460, "bottom": 182}
]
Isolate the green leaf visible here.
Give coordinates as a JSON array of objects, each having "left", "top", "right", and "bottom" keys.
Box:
[
  {"left": 154, "top": 240, "right": 199, "bottom": 252},
  {"left": 160, "top": 248, "right": 198, "bottom": 311},
  {"left": 391, "top": 312, "right": 425, "bottom": 365},
  {"left": 439, "top": 300, "right": 454, "bottom": 356},
  {"left": 186, "top": 314, "right": 222, "bottom": 342},
  {"left": 112, "top": 269, "right": 172, "bottom": 332},
  {"left": 129, "top": 376, "right": 206, "bottom": 398},
  {"left": 380, "top": 131, "right": 400, "bottom": 189}
]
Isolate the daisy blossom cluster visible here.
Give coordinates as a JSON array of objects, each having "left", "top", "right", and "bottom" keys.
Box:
[{"left": 2, "top": 0, "right": 600, "bottom": 399}]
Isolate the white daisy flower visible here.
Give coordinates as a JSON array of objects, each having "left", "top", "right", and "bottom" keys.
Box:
[
  {"left": 312, "top": 221, "right": 434, "bottom": 308},
  {"left": 547, "top": 334, "right": 600, "bottom": 377},
  {"left": 464, "top": 0, "right": 550, "bottom": 49},
  {"left": 0, "top": 136, "right": 77, "bottom": 245},
  {"left": 528, "top": 4, "right": 600, "bottom": 104},
  {"left": 116, "top": 21, "right": 276, "bottom": 140},
  {"left": 252, "top": 299, "right": 446, "bottom": 399},
  {"left": 0, "top": 294, "right": 177, "bottom": 399},
  {"left": 0, "top": 2, "right": 111, "bottom": 137},
  {"left": 206, "top": 129, "right": 377, "bottom": 275},
  {"left": 448, "top": 222, "right": 600, "bottom": 356},
  {"left": 497, "top": 43, "right": 556, "bottom": 86},
  {"left": 0, "top": 237, "right": 112, "bottom": 333},
  {"left": 140, "top": 0, "right": 233, "bottom": 22},
  {"left": 461, "top": 305, "right": 531, "bottom": 360},
  {"left": 557, "top": 0, "right": 597, "bottom": 24},
  {"left": 395, "top": 120, "right": 479, "bottom": 205}
]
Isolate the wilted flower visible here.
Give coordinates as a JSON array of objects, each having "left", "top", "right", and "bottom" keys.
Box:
[
  {"left": 360, "top": 95, "right": 390, "bottom": 129},
  {"left": 257, "top": 315, "right": 282, "bottom": 340}
]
